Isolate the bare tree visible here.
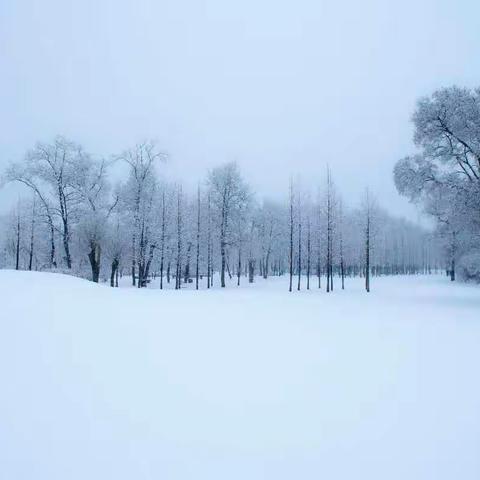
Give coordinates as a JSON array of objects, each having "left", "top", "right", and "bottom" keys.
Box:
[
  {"left": 288, "top": 178, "right": 294, "bottom": 292},
  {"left": 306, "top": 210, "right": 311, "bottom": 290},
  {"left": 15, "top": 205, "right": 21, "bottom": 270},
  {"left": 338, "top": 198, "right": 345, "bottom": 290},
  {"left": 207, "top": 162, "right": 249, "bottom": 288},
  {"left": 325, "top": 167, "right": 335, "bottom": 293},
  {"left": 297, "top": 191, "right": 302, "bottom": 291},
  {"left": 5, "top": 137, "right": 92, "bottom": 269},
  {"left": 119, "top": 141, "right": 163, "bottom": 286},
  {"left": 195, "top": 185, "right": 201, "bottom": 290},
  {"left": 207, "top": 191, "right": 212, "bottom": 288},
  {"left": 362, "top": 189, "right": 376, "bottom": 292},
  {"left": 159, "top": 189, "right": 167, "bottom": 289},
  {"left": 175, "top": 184, "right": 183, "bottom": 290},
  {"left": 28, "top": 195, "right": 36, "bottom": 271}
]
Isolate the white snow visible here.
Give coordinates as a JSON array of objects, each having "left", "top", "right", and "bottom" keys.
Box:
[{"left": 1, "top": 271, "right": 479, "bottom": 479}]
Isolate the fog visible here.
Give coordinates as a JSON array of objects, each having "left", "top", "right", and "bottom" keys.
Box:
[{"left": 1, "top": 0, "right": 478, "bottom": 218}]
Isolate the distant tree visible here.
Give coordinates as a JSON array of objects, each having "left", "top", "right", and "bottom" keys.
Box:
[
  {"left": 288, "top": 178, "right": 295, "bottom": 292},
  {"left": 175, "top": 184, "right": 183, "bottom": 290},
  {"left": 338, "top": 198, "right": 345, "bottom": 290},
  {"left": 361, "top": 189, "right": 376, "bottom": 292},
  {"left": 27, "top": 195, "right": 36, "bottom": 271},
  {"left": 118, "top": 140, "right": 162, "bottom": 286},
  {"left": 207, "top": 162, "right": 249, "bottom": 288},
  {"left": 195, "top": 185, "right": 201, "bottom": 290},
  {"left": 325, "top": 168, "right": 335, "bottom": 292}
]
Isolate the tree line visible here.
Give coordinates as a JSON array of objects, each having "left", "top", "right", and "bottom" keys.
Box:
[{"left": 0, "top": 136, "right": 441, "bottom": 291}]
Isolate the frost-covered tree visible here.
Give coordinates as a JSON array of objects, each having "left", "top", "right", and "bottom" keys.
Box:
[
  {"left": 394, "top": 86, "right": 480, "bottom": 280},
  {"left": 117, "top": 141, "right": 163, "bottom": 287},
  {"left": 207, "top": 162, "right": 250, "bottom": 288},
  {"left": 1, "top": 136, "right": 435, "bottom": 289},
  {"left": 5, "top": 137, "right": 96, "bottom": 269}
]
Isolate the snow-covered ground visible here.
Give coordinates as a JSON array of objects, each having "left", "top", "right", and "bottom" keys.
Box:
[{"left": 1, "top": 271, "right": 479, "bottom": 480}]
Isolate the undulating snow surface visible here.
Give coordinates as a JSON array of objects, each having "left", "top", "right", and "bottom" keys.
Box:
[{"left": 1, "top": 271, "right": 479, "bottom": 479}]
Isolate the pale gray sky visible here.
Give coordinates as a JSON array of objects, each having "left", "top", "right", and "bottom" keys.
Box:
[{"left": 1, "top": 0, "right": 479, "bottom": 218}]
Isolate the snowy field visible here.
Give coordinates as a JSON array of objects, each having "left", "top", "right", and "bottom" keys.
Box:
[{"left": 1, "top": 270, "right": 479, "bottom": 480}]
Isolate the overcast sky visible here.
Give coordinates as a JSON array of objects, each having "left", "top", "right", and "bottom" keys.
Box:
[{"left": 1, "top": 0, "right": 478, "bottom": 218}]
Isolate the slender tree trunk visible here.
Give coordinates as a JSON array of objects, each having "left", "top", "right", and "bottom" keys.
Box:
[
  {"left": 49, "top": 219, "right": 57, "bottom": 268},
  {"left": 131, "top": 233, "right": 136, "bottom": 286},
  {"left": 263, "top": 250, "right": 271, "bottom": 280},
  {"left": 62, "top": 218, "right": 72, "bottom": 269},
  {"left": 196, "top": 186, "right": 201, "bottom": 290},
  {"left": 237, "top": 248, "right": 241, "bottom": 286},
  {"left": 330, "top": 256, "right": 333, "bottom": 292},
  {"left": 317, "top": 230, "right": 321, "bottom": 289},
  {"left": 15, "top": 210, "right": 20, "bottom": 270},
  {"left": 28, "top": 197, "right": 36, "bottom": 271},
  {"left": 58, "top": 184, "right": 72, "bottom": 269},
  {"left": 340, "top": 254, "right": 345, "bottom": 290},
  {"left": 176, "top": 186, "right": 182, "bottom": 290},
  {"left": 226, "top": 253, "right": 232, "bottom": 280},
  {"left": 248, "top": 259, "right": 255, "bottom": 283},
  {"left": 326, "top": 167, "right": 335, "bottom": 293},
  {"left": 326, "top": 226, "right": 330, "bottom": 293},
  {"left": 137, "top": 221, "right": 145, "bottom": 288},
  {"left": 450, "top": 231, "right": 456, "bottom": 281},
  {"left": 143, "top": 244, "right": 156, "bottom": 286},
  {"left": 306, "top": 217, "right": 311, "bottom": 290},
  {"left": 110, "top": 257, "right": 119, "bottom": 287},
  {"left": 289, "top": 180, "right": 294, "bottom": 292},
  {"left": 220, "top": 236, "right": 226, "bottom": 288},
  {"left": 297, "top": 215, "right": 302, "bottom": 291},
  {"left": 184, "top": 243, "right": 192, "bottom": 284},
  {"left": 366, "top": 214, "right": 370, "bottom": 292},
  {"left": 160, "top": 191, "right": 166, "bottom": 289},
  {"left": 207, "top": 193, "right": 211, "bottom": 289}
]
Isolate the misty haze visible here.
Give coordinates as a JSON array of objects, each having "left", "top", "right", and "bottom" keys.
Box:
[{"left": 1, "top": 1, "right": 479, "bottom": 479}]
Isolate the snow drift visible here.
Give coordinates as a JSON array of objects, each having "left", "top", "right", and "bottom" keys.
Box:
[{"left": 1, "top": 270, "right": 479, "bottom": 480}]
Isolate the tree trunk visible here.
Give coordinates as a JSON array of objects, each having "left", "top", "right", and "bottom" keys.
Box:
[
  {"left": 62, "top": 218, "right": 72, "bottom": 269},
  {"left": 297, "top": 217, "right": 302, "bottom": 291},
  {"left": 88, "top": 241, "right": 101, "bottom": 283},
  {"left": 142, "top": 244, "right": 156, "bottom": 287},
  {"left": 450, "top": 231, "right": 456, "bottom": 281},
  {"left": 131, "top": 233, "right": 136, "bottom": 286},
  {"left": 160, "top": 191, "right": 166, "bottom": 290},
  {"left": 289, "top": 180, "right": 294, "bottom": 292},
  {"left": 237, "top": 248, "right": 241, "bottom": 286},
  {"left": 110, "top": 258, "right": 119, "bottom": 287},
  {"left": 15, "top": 211, "right": 20, "bottom": 270},
  {"left": 49, "top": 220, "right": 57, "bottom": 268},
  {"left": 176, "top": 187, "right": 182, "bottom": 290},
  {"left": 248, "top": 259, "right": 255, "bottom": 283},
  {"left": 184, "top": 243, "right": 192, "bottom": 284},
  {"left": 220, "top": 237, "right": 226, "bottom": 288},
  {"left": 306, "top": 219, "right": 311, "bottom": 290},
  {"left": 365, "top": 216, "right": 370, "bottom": 292},
  {"left": 196, "top": 187, "right": 201, "bottom": 290},
  {"left": 207, "top": 192, "right": 211, "bottom": 289},
  {"left": 28, "top": 198, "right": 36, "bottom": 271}
]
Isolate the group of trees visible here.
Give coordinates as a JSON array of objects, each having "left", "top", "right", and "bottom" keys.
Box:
[
  {"left": 394, "top": 85, "right": 480, "bottom": 282},
  {"left": 0, "top": 136, "right": 440, "bottom": 291}
]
